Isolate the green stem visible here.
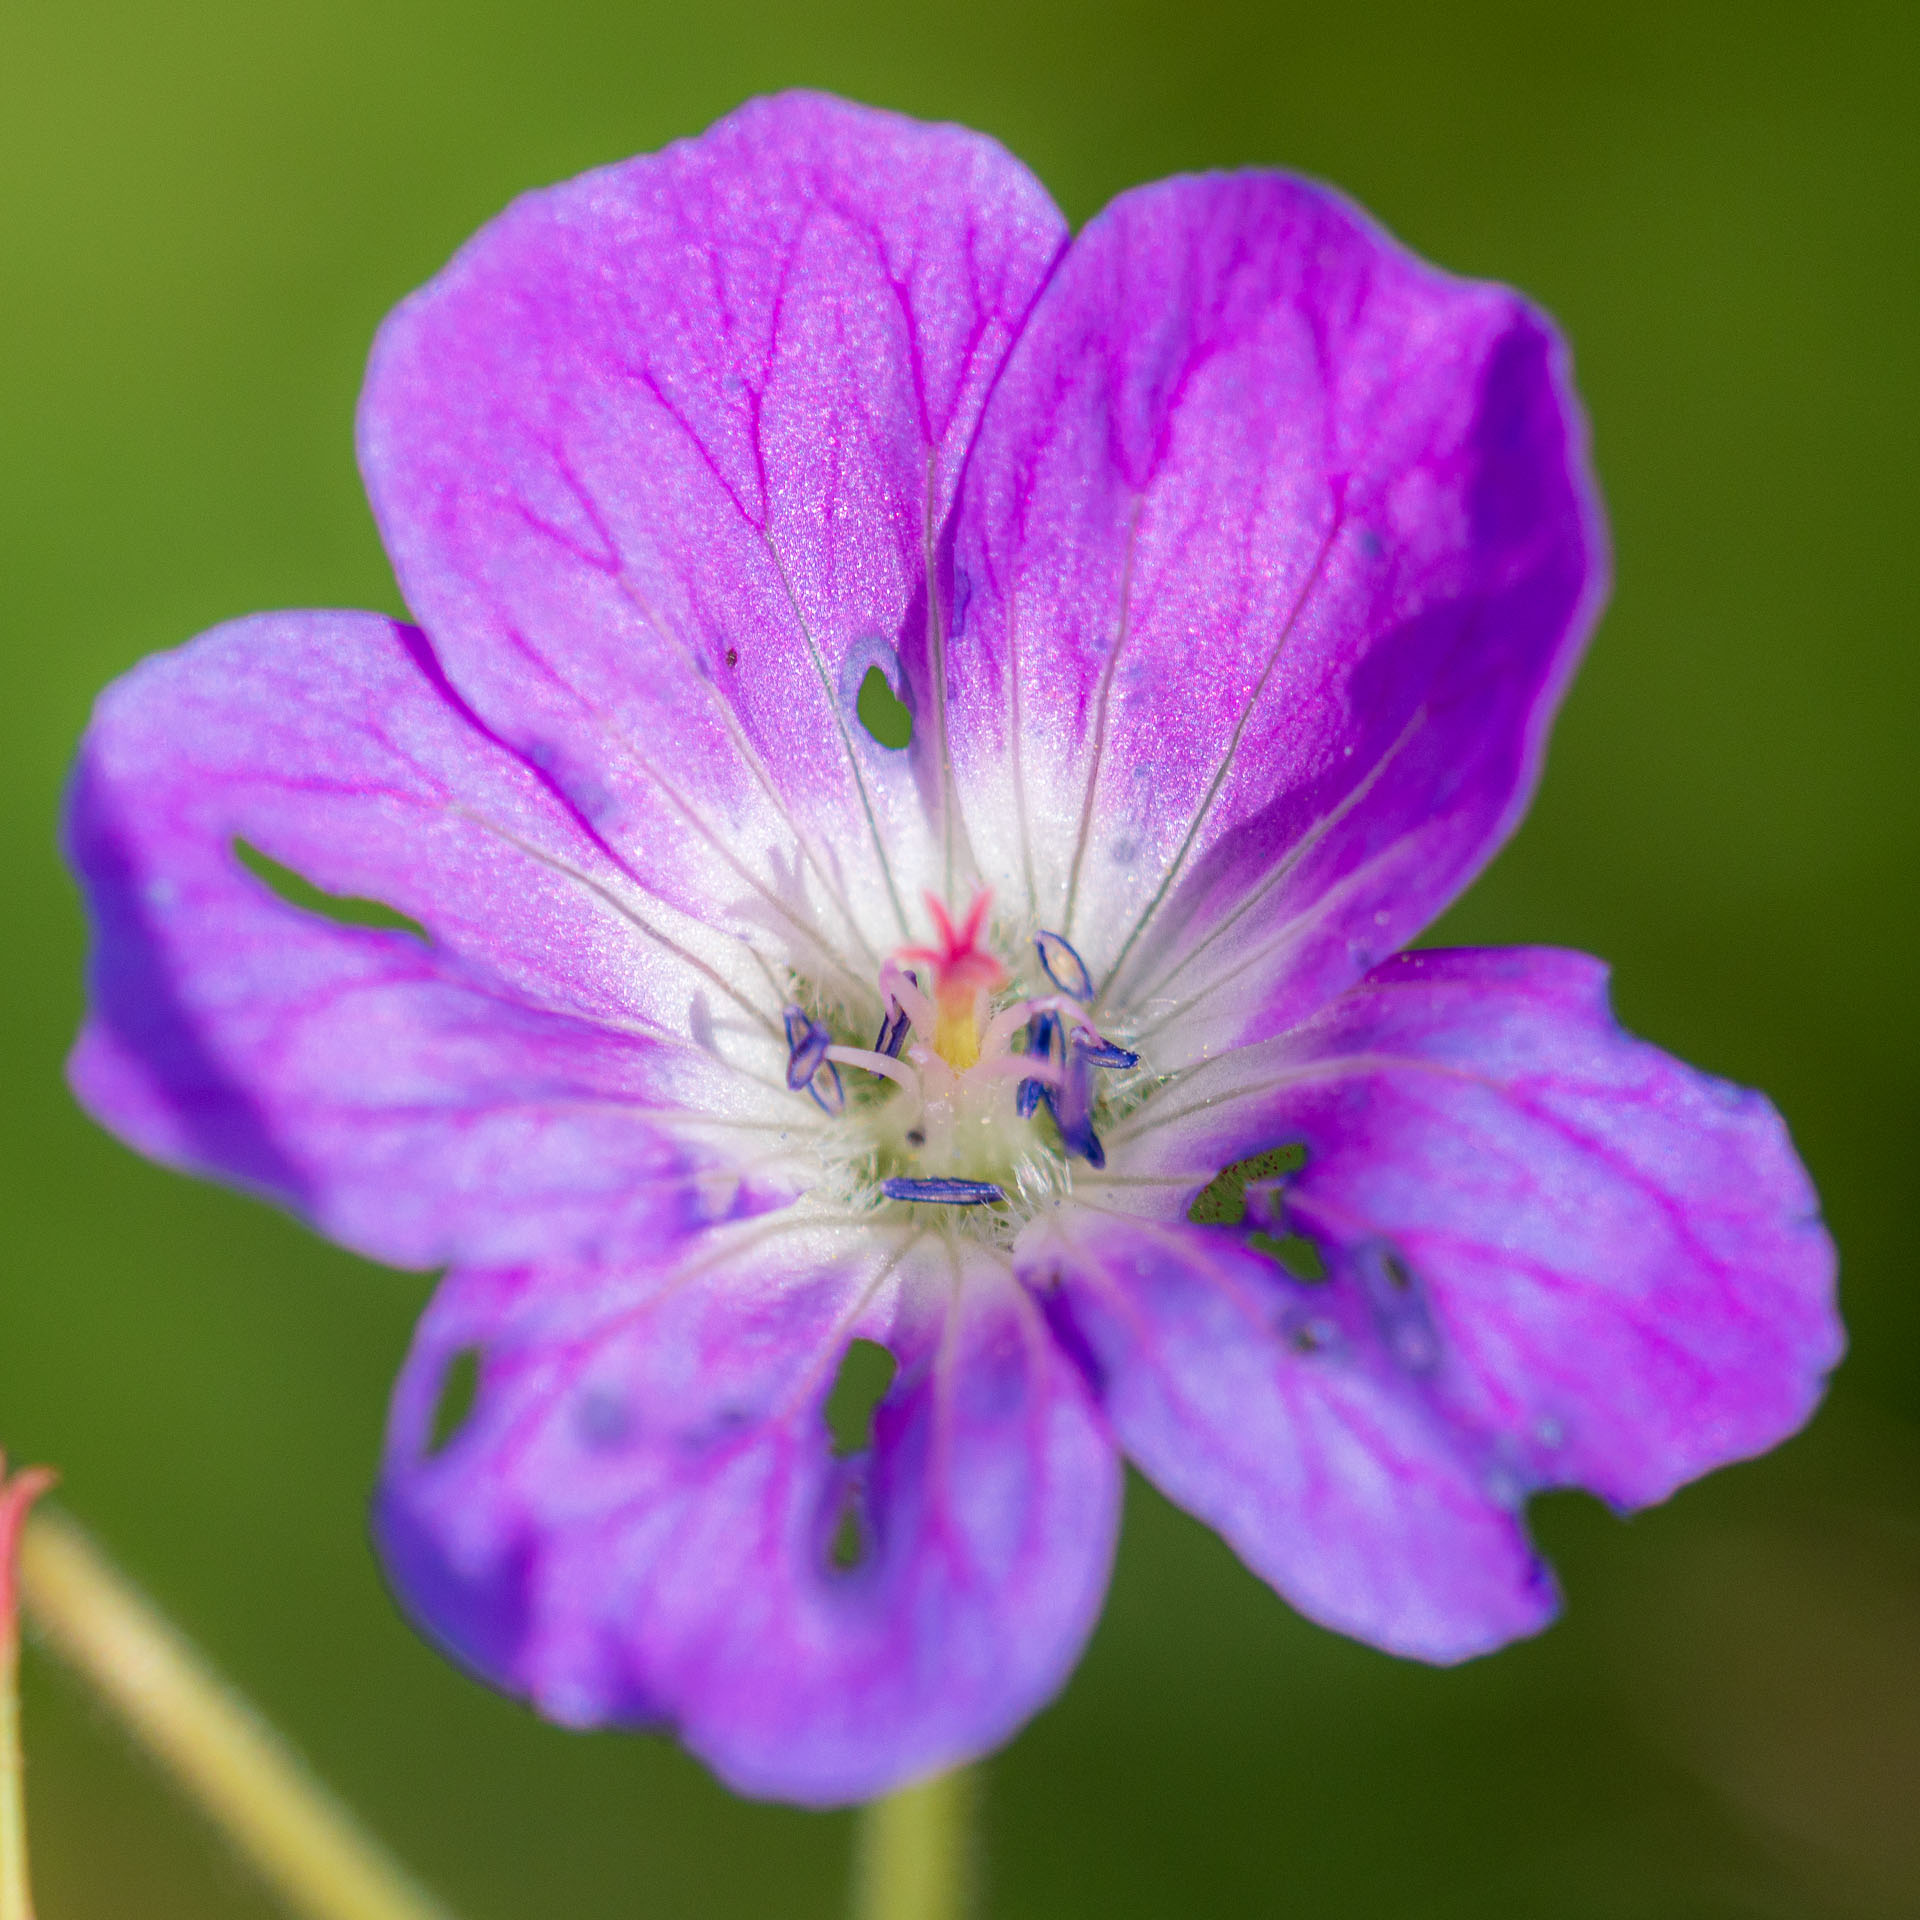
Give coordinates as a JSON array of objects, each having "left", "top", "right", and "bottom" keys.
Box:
[
  {"left": 852, "top": 1767, "right": 975, "bottom": 1920},
  {"left": 1, "top": 1459, "right": 58, "bottom": 1920},
  {"left": 16, "top": 1504, "right": 461, "bottom": 1920}
]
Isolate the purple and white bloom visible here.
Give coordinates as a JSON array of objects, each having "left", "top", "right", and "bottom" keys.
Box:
[{"left": 64, "top": 93, "right": 1841, "bottom": 1805}]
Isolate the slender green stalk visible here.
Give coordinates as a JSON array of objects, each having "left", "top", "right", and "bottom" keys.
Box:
[
  {"left": 852, "top": 1767, "right": 976, "bottom": 1920},
  {"left": 1, "top": 1458, "right": 58, "bottom": 1920},
  {"left": 16, "top": 1504, "right": 461, "bottom": 1920}
]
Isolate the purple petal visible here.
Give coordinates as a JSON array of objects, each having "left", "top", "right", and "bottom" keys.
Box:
[
  {"left": 1021, "top": 1209, "right": 1557, "bottom": 1661},
  {"left": 1085, "top": 948, "right": 1838, "bottom": 1566},
  {"left": 66, "top": 611, "right": 800, "bottom": 1270},
  {"left": 947, "top": 174, "right": 1606, "bottom": 1056},
  {"left": 375, "top": 1220, "right": 1120, "bottom": 1804},
  {"left": 359, "top": 91, "right": 1067, "bottom": 955}
]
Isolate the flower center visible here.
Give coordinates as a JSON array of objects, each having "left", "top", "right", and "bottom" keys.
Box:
[{"left": 781, "top": 891, "right": 1140, "bottom": 1214}]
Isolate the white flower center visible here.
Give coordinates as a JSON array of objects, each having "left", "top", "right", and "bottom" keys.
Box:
[{"left": 782, "top": 892, "right": 1142, "bottom": 1226}]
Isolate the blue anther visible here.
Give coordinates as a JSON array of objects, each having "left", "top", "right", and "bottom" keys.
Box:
[
  {"left": 784, "top": 1004, "right": 830, "bottom": 1091},
  {"left": 1045, "top": 1037, "right": 1107, "bottom": 1167},
  {"left": 1034, "top": 929, "right": 1095, "bottom": 1001},
  {"left": 807, "top": 1060, "right": 847, "bottom": 1116},
  {"left": 881, "top": 1177, "right": 1005, "bottom": 1206},
  {"left": 1057, "top": 1116, "right": 1106, "bottom": 1169},
  {"left": 1072, "top": 1031, "right": 1139, "bottom": 1070},
  {"left": 874, "top": 997, "right": 911, "bottom": 1058},
  {"left": 1015, "top": 1009, "right": 1058, "bottom": 1120}
]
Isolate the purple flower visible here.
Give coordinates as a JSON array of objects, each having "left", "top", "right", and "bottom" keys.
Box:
[{"left": 63, "top": 93, "right": 1841, "bottom": 1806}]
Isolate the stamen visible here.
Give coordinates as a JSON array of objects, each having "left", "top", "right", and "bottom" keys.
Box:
[
  {"left": 1048, "top": 1042, "right": 1106, "bottom": 1168},
  {"left": 1072, "top": 1032, "right": 1139, "bottom": 1070},
  {"left": 785, "top": 898, "right": 1138, "bottom": 1204},
  {"left": 1056, "top": 1113, "right": 1106, "bottom": 1168},
  {"left": 971, "top": 1054, "right": 1064, "bottom": 1086},
  {"left": 874, "top": 997, "right": 911, "bottom": 1058},
  {"left": 784, "top": 1005, "right": 830, "bottom": 1090},
  {"left": 881, "top": 1177, "right": 1005, "bottom": 1206},
  {"left": 807, "top": 1060, "right": 846, "bottom": 1116},
  {"left": 878, "top": 960, "right": 937, "bottom": 1039},
  {"left": 1034, "top": 929, "right": 1095, "bottom": 1001},
  {"left": 979, "top": 999, "right": 1040, "bottom": 1058},
  {"left": 825, "top": 1045, "right": 922, "bottom": 1101},
  {"left": 1015, "top": 1009, "right": 1058, "bottom": 1118},
  {"left": 1015, "top": 996, "right": 1135, "bottom": 1069}
]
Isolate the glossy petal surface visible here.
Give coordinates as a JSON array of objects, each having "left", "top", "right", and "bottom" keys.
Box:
[
  {"left": 360, "top": 91, "right": 1067, "bottom": 958},
  {"left": 376, "top": 1218, "right": 1120, "bottom": 1803},
  {"left": 948, "top": 174, "right": 1605, "bottom": 1061},
  {"left": 66, "top": 612, "right": 799, "bottom": 1270}
]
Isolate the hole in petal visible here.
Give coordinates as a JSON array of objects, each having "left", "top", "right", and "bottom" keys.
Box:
[
  {"left": 824, "top": 1338, "right": 897, "bottom": 1457},
  {"left": 426, "top": 1346, "right": 481, "bottom": 1456},
  {"left": 1187, "top": 1144, "right": 1307, "bottom": 1226},
  {"left": 855, "top": 666, "right": 912, "bottom": 750},
  {"left": 829, "top": 1493, "right": 867, "bottom": 1571},
  {"left": 234, "top": 839, "right": 428, "bottom": 940},
  {"left": 1249, "top": 1231, "right": 1327, "bottom": 1282}
]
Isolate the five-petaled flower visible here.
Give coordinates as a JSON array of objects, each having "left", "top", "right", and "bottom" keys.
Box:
[{"left": 64, "top": 93, "right": 1841, "bottom": 1805}]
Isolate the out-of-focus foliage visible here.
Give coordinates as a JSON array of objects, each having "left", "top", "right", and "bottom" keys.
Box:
[{"left": 2, "top": 1, "right": 1914, "bottom": 1913}]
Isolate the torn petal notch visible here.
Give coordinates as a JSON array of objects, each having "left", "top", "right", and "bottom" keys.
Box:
[{"left": 234, "top": 838, "right": 429, "bottom": 941}]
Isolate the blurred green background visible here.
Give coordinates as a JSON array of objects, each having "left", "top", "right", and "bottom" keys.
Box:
[{"left": 3, "top": 1, "right": 1916, "bottom": 1914}]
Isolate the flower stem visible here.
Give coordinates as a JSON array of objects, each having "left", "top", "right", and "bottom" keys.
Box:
[
  {"left": 2, "top": 1459, "right": 59, "bottom": 1920},
  {"left": 852, "top": 1767, "right": 975, "bottom": 1920},
  {"left": 15, "top": 1504, "right": 461, "bottom": 1920}
]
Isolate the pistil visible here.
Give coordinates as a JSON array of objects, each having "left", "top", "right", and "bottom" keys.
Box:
[{"left": 783, "top": 901, "right": 1139, "bottom": 1207}]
